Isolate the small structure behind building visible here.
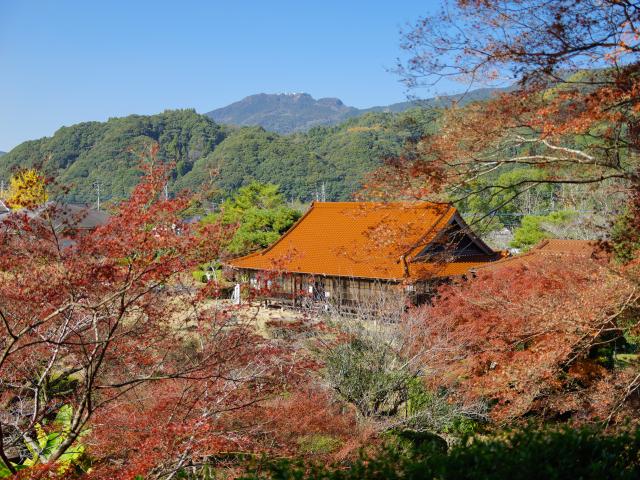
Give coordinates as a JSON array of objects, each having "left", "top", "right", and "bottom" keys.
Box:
[
  {"left": 470, "top": 238, "right": 603, "bottom": 274},
  {"left": 1, "top": 202, "right": 110, "bottom": 246}
]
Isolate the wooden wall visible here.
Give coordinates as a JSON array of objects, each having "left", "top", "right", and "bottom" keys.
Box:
[{"left": 236, "top": 269, "right": 438, "bottom": 308}]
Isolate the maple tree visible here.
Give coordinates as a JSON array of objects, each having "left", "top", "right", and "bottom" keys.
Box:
[
  {"left": 0, "top": 152, "right": 313, "bottom": 478},
  {"left": 5, "top": 169, "right": 48, "bottom": 210},
  {"left": 368, "top": 0, "right": 640, "bottom": 213},
  {"left": 403, "top": 255, "right": 639, "bottom": 424}
]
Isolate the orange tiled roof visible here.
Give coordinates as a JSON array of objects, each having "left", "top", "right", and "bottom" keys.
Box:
[
  {"left": 533, "top": 239, "right": 601, "bottom": 255},
  {"left": 227, "top": 202, "right": 497, "bottom": 281},
  {"left": 472, "top": 239, "right": 602, "bottom": 273}
]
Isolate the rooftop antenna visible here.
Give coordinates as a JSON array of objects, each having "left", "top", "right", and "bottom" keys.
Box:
[{"left": 92, "top": 182, "right": 102, "bottom": 211}]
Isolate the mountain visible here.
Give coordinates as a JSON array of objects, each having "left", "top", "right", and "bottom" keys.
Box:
[
  {"left": 1, "top": 87, "right": 506, "bottom": 203},
  {"left": 206, "top": 88, "right": 506, "bottom": 134},
  {"left": 207, "top": 93, "right": 360, "bottom": 134},
  {"left": 362, "top": 87, "right": 510, "bottom": 114},
  {"left": 1, "top": 110, "right": 226, "bottom": 202},
  {"left": 0, "top": 151, "right": 5, "bottom": 157},
  {"left": 0, "top": 108, "right": 437, "bottom": 204}
]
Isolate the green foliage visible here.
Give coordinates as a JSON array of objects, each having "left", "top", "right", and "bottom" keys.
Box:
[
  {"left": 456, "top": 168, "right": 556, "bottom": 231},
  {"left": 204, "top": 182, "right": 301, "bottom": 255},
  {"left": 227, "top": 207, "right": 300, "bottom": 255},
  {"left": 323, "top": 327, "right": 474, "bottom": 437},
  {"left": 238, "top": 426, "right": 640, "bottom": 480},
  {"left": 0, "top": 109, "right": 227, "bottom": 203},
  {"left": 1, "top": 404, "right": 88, "bottom": 477},
  {"left": 193, "top": 269, "right": 208, "bottom": 283},
  {"left": 324, "top": 336, "right": 415, "bottom": 418},
  {"left": 1, "top": 108, "right": 436, "bottom": 204},
  {"left": 222, "top": 181, "right": 287, "bottom": 212},
  {"left": 510, "top": 210, "right": 576, "bottom": 250},
  {"left": 0, "top": 463, "right": 25, "bottom": 477},
  {"left": 402, "top": 380, "right": 480, "bottom": 437},
  {"left": 611, "top": 207, "right": 640, "bottom": 263},
  {"left": 297, "top": 435, "right": 342, "bottom": 455},
  {"left": 193, "top": 262, "right": 228, "bottom": 284}
]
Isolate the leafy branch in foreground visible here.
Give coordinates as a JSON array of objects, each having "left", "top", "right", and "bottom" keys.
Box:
[{"left": 0, "top": 152, "right": 305, "bottom": 478}]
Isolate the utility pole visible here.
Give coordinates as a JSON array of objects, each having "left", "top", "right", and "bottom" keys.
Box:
[
  {"left": 164, "top": 183, "right": 169, "bottom": 201},
  {"left": 93, "top": 182, "right": 102, "bottom": 211},
  {"left": 321, "top": 182, "right": 326, "bottom": 202}
]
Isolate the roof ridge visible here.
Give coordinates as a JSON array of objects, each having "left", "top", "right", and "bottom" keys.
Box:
[
  {"left": 312, "top": 201, "right": 453, "bottom": 208},
  {"left": 534, "top": 239, "right": 550, "bottom": 250}
]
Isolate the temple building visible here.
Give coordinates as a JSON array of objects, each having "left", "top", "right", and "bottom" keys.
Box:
[{"left": 227, "top": 202, "right": 503, "bottom": 306}]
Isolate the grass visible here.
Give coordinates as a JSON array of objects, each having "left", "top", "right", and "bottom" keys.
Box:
[
  {"left": 296, "top": 435, "right": 342, "bottom": 455},
  {"left": 615, "top": 353, "right": 640, "bottom": 368}
]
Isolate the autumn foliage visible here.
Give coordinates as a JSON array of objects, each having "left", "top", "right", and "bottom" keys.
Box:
[
  {"left": 0, "top": 155, "right": 324, "bottom": 478},
  {"left": 5, "top": 168, "right": 48, "bottom": 210},
  {"left": 6, "top": 2, "right": 640, "bottom": 477},
  {"left": 404, "top": 256, "right": 639, "bottom": 424},
  {"left": 366, "top": 0, "right": 640, "bottom": 210}
]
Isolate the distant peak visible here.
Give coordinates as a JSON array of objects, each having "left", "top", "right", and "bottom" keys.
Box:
[
  {"left": 206, "top": 92, "right": 359, "bottom": 134},
  {"left": 248, "top": 92, "right": 311, "bottom": 98},
  {"left": 317, "top": 97, "right": 344, "bottom": 107},
  {"left": 205, "top": 86, "right": 505, "bottom": 135}
]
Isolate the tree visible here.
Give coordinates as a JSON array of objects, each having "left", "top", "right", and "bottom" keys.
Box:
[
  {"left": 510, "top": 210, "right": 575, "bottom": 250},
  {"left": 371, "top": 0, "right": 640, "bottom": 214},
  {"left": 319, "top": 297, "right": 482, "bottom": 442},
  {"left": 403, "top": 256, "right": 639, "bottom": 424},
  {"left": 5, "top": 168, "right": 48, "bottom": 209},
  {"left": 381, "top": 0, "right": 640, "bottom": 430},
  {"left": 2, "top": 108, "right": 436, "bottom": 204},
  {"left": 0, "top": 156, "right": 303, "bottom": 478},
  {"left": 324, "top": 333, "right": 416, "bottom": 419},
  {"left": 205, "top": 181, "right": 301, "bottom": 255}
]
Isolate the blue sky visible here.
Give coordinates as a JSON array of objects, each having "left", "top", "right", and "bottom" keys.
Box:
[{"left": 0, "top": 0, "right": 445, "bottom": 150}]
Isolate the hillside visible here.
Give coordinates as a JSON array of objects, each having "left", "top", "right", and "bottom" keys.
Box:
[
  {"left": 0, "top": 108, "right": 437, "bottom": 204},
  {"left": 206, "top": 88, "right": 505, "bottom": 134}
]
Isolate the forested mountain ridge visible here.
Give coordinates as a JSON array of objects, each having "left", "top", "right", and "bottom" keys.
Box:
[
  {"left": 0, "top": 88, "right": 506, "bottom": 204},
  {"left": 0, "top": 107, "right": 437, "bottom": 204},
  {"left": 0, "top": 110, "right": 228, "bottom": 203},
  {"left": 206, "top": 88, "right": 505, "bottom": 134}
]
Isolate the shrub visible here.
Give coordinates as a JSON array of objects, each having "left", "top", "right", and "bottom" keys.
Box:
[
  {"left": 324, "top": 336, "right": 414, "bottom": 418},
  {"left": 238, "top": 426, "right": 640, "bottom": 480}
]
